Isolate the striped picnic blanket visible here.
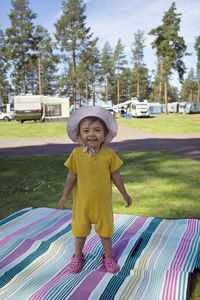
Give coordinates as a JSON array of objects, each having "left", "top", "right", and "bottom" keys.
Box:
[{"left": 0, "top": 207, "right": 199, "bottom": 300}]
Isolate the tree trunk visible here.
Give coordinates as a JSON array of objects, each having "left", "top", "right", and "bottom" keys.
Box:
[
  {"left": 117, "top": 79, "right": 120, "bottom": 104},
  {"left": 189, "top": 89, "right": 193, "bottom": 101},
  {"left": 38, "top": 42, "right": 41, "bottom": 95},
  {"left": 22, "top": 51, "right": 26, "bottom": 94},
  {"left": 198, "top": 82, "right": 200, "bottom": 102},
  {"left": 137, "top": 71, "right": 140, "bottom": 99},
  {"left": 92, "top": 85, "right": 95, "bottom": 106},
  {"left": 159, "top": 58, "right": 163, "bottom": 103},
  {"left": 72, "top": 49, "right": 76, "bottom": 109},
  {"left": 22, "top": 63, "right": 26, "bottom": 94},
  {"left": 85, "top": 82, "right": 88, "bottom": 105},
  {"left": 106, "top": 76, "right": 108, "bottom": 103},
  {"left": 164, "top": 79, "right": 168, "bottom": 114}
]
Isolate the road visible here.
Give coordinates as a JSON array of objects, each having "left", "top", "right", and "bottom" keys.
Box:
[{"left": 0, "top": 125, "right": 200, "bottom": 160}]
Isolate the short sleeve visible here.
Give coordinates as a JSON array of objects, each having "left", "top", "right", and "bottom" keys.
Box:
[
  {"left": 64, "top": 149, "right": 77, "bottom": 174},
  {"left": 110, "top": 150, "right": 123, "bottom": 173}
]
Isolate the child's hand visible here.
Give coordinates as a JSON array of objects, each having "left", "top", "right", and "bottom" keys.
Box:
[
  {"left": 59, "top": 197, "right": 67, "bottom": 210},
  {"left": 123, "top": 193, "right": 132, "bottom": 208}
]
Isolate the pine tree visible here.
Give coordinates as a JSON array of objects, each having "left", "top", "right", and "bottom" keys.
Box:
[
  {"left": 100, "top": 41, "right": 114, "bottom": 102},
  {"left": 131, "top": 30, "right": 149, "bottom": 99},
  {"left": 181, "top": 68, "right": 198, "bottom": 101},
  {"left": 113, "top": 38, "right": 127, "bottom": 104},
  {"left": 54, "top": 0, "right": 92, "bottom": 108},
  {"left": 194, "top": 35, "right": 200, "bottom": 102},
  {"left": 149, "top": 2, "right": 188, "bottom": 113},
  {"left": 77, "top": 38, "right": 100, "bottom": 106},
  {"left": 33, "top": 25, "right": 59, "bottom": 95},
  {"left": 6, "top": 0, "right": 36, "bottom": 94},
  {"left": 0, "top": 28, "right": 11, "bottom": 102}
]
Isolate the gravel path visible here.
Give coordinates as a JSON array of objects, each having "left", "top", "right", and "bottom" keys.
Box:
[{"left": 0, "top": 125, "right": 200, "bottom": 160}]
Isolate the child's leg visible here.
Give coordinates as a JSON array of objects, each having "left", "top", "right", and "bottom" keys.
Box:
[
  {"left": 75, "top": 236, "right": 86, "bottom": 257},
  {"left": 100, "top": 236, "right": 119, "bottom": 273},
  {"left": 67, "top": 236, "right": 86, "bottom": 273},
  {"left": 100, "top": 236, "right": 112, "bottom": 258}
]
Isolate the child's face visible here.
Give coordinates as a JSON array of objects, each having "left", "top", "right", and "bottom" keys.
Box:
[{"left": 79, "top": 119, "right": 106, "bottom": 151}]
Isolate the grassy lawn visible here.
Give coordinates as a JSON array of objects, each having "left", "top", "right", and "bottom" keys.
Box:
[
  {"left": 0, "top": 113, "right": 200, "bottom": 138},
  {"left": 117, "top": 113, "right": 200, "bottom": 134},
  {"left": 0, "top": 152, "right": 199, "bottom": 299},
  {"left": 0, "top": 120, "right": 67, "bottom": 138}
]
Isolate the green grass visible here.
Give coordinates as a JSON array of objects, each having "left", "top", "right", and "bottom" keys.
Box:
[
  {"left": 117, "top": 113, "right": 200, "bottom": 134},
  {"left": 0, "top": 113, "right": 200, "bottom": 138},
  {"left": 0, "top": 152, "right": 200, "bottom": 299},
  {"left": 1, "top": 152, "right": 199, "bottom": 220},
  {"left": 0, "top": 120, "right": 67, "bottom": 138}
]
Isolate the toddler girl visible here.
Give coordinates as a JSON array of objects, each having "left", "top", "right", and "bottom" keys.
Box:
[{"left": 59, "top": 106, "right": 132, "bottom": 274}]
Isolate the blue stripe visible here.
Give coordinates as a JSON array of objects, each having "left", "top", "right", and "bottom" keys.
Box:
[
  {"left": 99, "top": 217, "right": 163, "bottom": 300},
  {"left": 0, "top": 223, "right": 71, "bottom": 288},
  {"left": 0, "top": 207, "right": 36, "bottom": 226}
]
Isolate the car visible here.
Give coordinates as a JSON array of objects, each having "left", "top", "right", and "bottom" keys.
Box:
[{"left": 0, "top": 111, "right": 15, "bottom": 121}]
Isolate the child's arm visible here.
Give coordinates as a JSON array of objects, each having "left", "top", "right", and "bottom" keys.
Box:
[
  {"left": 111, "top": 170, "right": 132, "bottom": 208},
  {"left": 59, "top": 170, "right": 77, "bottom": 210}
]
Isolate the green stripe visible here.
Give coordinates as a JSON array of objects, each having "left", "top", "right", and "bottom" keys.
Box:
[
  {"left": 99, "top": 217, "right": 163, "bottom": 300},
  {"left": 0, "top": 207, "right": 36, "bottom": 226},
  {"left": 0, "top": 224, "right": 71, "bottom": 288}
]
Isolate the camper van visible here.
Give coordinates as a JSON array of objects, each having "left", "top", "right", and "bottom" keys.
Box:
[
  {"left": 113, "top": 98, "right": 150, "bottom": 118},
  {"left": 167, "top": 102, "right": 179, "bottom": 113},
  {"left": 14, "top": 95, "right": 42, "bottom": 122},
  {"left": 14, "top": 94, "right": 70, "bottom": 122},
  {"left": 179, "top": 102, "right": 200, "bottom": 114},
  {"left": 130, "top": 99, "right": 150, "bottom": 117}
]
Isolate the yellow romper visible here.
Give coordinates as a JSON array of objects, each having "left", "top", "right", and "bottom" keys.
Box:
[{"left": 65, "top": 145, "right": 123, "bottom": 237}]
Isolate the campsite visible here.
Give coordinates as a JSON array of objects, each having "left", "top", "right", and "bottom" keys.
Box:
[{"left": 0, "top": 114, "right": 200, "bottom": 299}]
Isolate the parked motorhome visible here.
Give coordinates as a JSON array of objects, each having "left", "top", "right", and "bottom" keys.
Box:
[
  {"left": 179, "top": 102, "right": 200, "bottom": 114},
  {"left": 130, "top": 99, "right": 150, "bottom": 117},
  {"left": 113, "top": 98, "right": 150, "bottom": 117},
  {"left": 14, "top": 94, "right": 70, "bottom": 122},
  {"left": 168, "top": 102, "right": 180, "bottom": 113}
]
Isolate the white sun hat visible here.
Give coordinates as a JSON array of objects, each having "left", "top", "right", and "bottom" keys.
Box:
[{"left": 67, "top": 106, "right": 117, "bottom": 145}]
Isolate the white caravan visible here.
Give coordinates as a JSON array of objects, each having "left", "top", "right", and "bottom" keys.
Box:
[
  {"left": 179, "top": 102, "right": 200, "bottom": 114},
  {"left": 167, "top": 102, "right": 179, "bottom": 113},
  {"left": 130, "top": 99, "right": 150, "bottom": 117},
  {"left": 113, "top": 98, "right": 150, "bottom": 117},
  {"left": 14, "top": 94, "right": 70, "bottom": 123}
]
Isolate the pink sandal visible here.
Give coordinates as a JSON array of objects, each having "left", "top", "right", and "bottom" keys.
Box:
[
  {"left": 102, "top": 254, "right": 119, "bottom": 273},
  {"left": 67, "top": 254, "right": 85, "bottom": 273}
]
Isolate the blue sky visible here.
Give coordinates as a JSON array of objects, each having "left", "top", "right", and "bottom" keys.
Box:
[{"left": 0, "top": 0, "right": 200, "bottom": 90}]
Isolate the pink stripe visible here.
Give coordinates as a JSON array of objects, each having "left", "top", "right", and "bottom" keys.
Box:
[
  {"left": 162, "top": 271, "right": 169, "bottom": 300},
  {"left": 69, "top": 216, "right": 148, "bottom": 300},
  {"left": 29, "top": 265, "right": 71, "bottom": 300},
  {"left": 162, "top": 219, "right": 196, "bottom": 300},
  {"left": 28, "top": 215, "right": 145, "bottom": 300},
  {"left": 68, "top": 266, "right": 106, "bottom": 300},
  {"left": 170, "top": 219, "right": 196, "bottom": 271},
  {"left": 0, "top": 212, "right": 72, "bottom": 270},
  {"left": 114, "top": 216, "right": 147, "bottom": 262},
  {"left": 33, "top": 212, "right": 72, "bottom": 240},
  {"left": 169, "top": 220, "right": 196, "bottom": 299},
  {"left": 0, "top": 209, "right": 59, "bottom": 248},
  {"left": 0, "top": 235, "right": 13, "bottom": 248}
]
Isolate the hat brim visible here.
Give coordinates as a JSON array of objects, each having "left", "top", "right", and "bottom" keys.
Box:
[{"left": 67, "top": 106, "right": 117, "bottom": 145}]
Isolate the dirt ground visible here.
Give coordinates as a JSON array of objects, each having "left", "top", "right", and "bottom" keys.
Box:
[{"left": 0, "top": 124, "right": 200, "bottom": 161}]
